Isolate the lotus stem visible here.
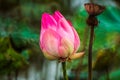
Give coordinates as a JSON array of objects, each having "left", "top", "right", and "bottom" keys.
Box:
[
  {"left": 62, "top": 62, "right": 68, "bottom": 80},
  {"left": 88, "top": 26, "right": 94, "bottom": 80}
]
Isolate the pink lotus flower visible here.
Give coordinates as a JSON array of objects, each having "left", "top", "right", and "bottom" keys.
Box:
[{"left": 40, "top": 11, "right": 84, "bottom": 61}]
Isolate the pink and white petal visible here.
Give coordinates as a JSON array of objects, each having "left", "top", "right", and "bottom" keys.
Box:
[
  {"left": 66, "top": 20, "right": 80, "bottom": 52},
  {"left": 57, "top": 18, "right": 75, "bottom": 43},
  {"left": 69, "top": 52, "right": 84, "bottom": 60},
  {"left": 58, "top": 38, "right": 74, "bottom": 58},
  {"left": 42, "top": 49, "right": 58, "bottom": 60},
  {"left": 72, "top": 27, "right": 80, "bottom": 52},
  {"left": 58, "top": 46, "right": 68, "bottom": 58},
  {"left": 40, "top": 25, "right": 45, "bottom": 45},
  {"left": 41, "top": 29, "right": 60, "bottom": 57},
  {"left": 58, "top": 18, "right": 73, "bottom": 33},
  {"left": 40, "top": 13, "right": 58, "bottom": 51}
]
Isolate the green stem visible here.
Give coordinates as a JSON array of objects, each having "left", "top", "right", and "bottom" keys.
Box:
[
  {"left": 62, "top": 62, "right": 68, "bottom": 80},
  {"left": 88, "top": 26, "right": 94, "bottom": 80}
]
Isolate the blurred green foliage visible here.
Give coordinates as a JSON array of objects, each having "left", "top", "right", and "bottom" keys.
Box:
[{"left": 0, "top": 37, "right": 28, "bottom": 74}]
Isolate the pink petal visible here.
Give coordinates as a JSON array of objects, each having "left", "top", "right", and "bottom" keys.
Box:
[
  {"left": 72, "top": 27, "right": 80, "bottom": 52},
  {"left": 67, "top": 20, "right": 73, "bottom": 27},
  {"left": 66, "top": 20, "right": 80, "bottom": 51},
  {"left": 40, "top": 13, "right": 58, "bottom": 44},
  {"left": 40, "top": 29, "right": 60, "bottom": 57},
  {"left": 41, "top": 13, "right": 57, "bottom": 30},
  {"left": 58, "top": 38, "right": 74, "bottom": 58},
  {"left": 42, "top": 48, "right": 58, "bottom": 60},
  {"left": 57, "top": 18, "right": 75, "bottom": 44},
  {"left": 53, "top": 11, "right": 63, "bottom": 22}
]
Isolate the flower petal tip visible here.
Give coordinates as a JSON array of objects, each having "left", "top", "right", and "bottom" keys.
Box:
[{"left": 69, "top": 51, "right": 85, "bottom": 60}]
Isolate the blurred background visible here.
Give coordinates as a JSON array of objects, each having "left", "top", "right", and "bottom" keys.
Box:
[{"left": 0, "top": 0, "right": 120, "bottom": 80}]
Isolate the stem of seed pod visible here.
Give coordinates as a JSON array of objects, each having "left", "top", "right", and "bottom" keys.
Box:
[
  {"left": 62, "top": 62, "right": 68, "bottom": 80},
  {"left": 88, "top": 26, "right": 94, "bottom": 80}
]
